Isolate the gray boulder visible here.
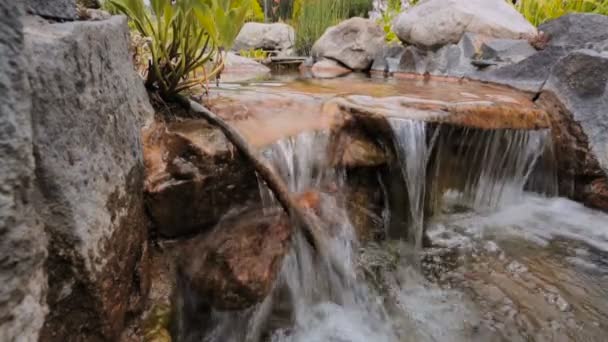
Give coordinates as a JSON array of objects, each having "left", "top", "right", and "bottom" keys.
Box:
[
  {"left": 480, "top": 39, "right": 537, "bottom": 63},
  {"left": 371, "top": 44, "right": 406, "bottom": 75},
  {"left": 24, "top": 15, "right": 153, "bottom": 340},
  {"left": 539, "top": 49, "right": 608, "bottom": 211},
  {"left": 233, "top": 22, "right": 295, "bottom": 57},
  {"left": 26, "top": 0, "right": 78, "bottom": 21},
  {"left": 312, "top": 17, "right": 385, "bottom": 71},
  {"left": 0, "top": 2, "right": 47, "bottom": 341},
  {"left": 220, "top": 52, "right": 271, "bottom": 82},
  {"left": 540, "top": 13, "right": 608, "bottom": 51},
  {"left": 393, "top": 0, "right": 536, "bottom": 48}
]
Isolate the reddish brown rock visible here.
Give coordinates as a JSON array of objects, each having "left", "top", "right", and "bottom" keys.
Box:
[
  {"left": 178, "top": 207, "right": 292, "bottom": 310},
  {"left": 143, "top": 120, "right": 260, "bottom": 238},
  {"left": 538, "top": 91, "right": 608, "bottom": 212}
]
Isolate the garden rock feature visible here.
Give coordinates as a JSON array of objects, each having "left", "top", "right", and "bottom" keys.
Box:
[
  {"left": 26, "top": 0, "right": 78, "bottom": 21},
  {"left": 312, "top": 17, "right": 385, "bottom": 71},
  {"left": 177, "top": 207, "right": 292, "bottom": 311},
  {"left": 538, "top": 50, "right": 608, "bottom": 211},
  {"left": 539, "top": 13, "right": 608, "bottom": 51},
  {"left": 0, "top": 2, "right": 47, "bottom": 341},
  {"left": 311, "top": 59, "right": 352, "bottom": 78},
  {"left": 233, "top": 22, "right": 295, "bottom": 57},
  {"left": 24, "top": 15, "right": 153, "bottom": 341},
  {"left": 393, "top": 0, "right": 536, "bottom": 48},
  {"left": 220, "top": 52, "right": 271, "bottom": 82}
]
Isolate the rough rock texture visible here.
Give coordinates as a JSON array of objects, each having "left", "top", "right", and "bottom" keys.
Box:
[
  {"left": 539, "top": 13, "right": 608, "bottom": 51},
  {"left": 311, "top": 59, "right": 352, "bottom": 79},
  {"left": 24, "top": 15, "right": 153, "bottom": 340},
  {"left": 143, "top": 120, "right": 261, "bottom": 238},
  {"left": 177, "top": 207, "right": 291, "bottom": 311},
  {"left": 311, "top": 17, "right": 385, "bottom": 71},
  {"left": 371, "top": 44, "right": 406, "bottom": 74},
  {"left": 220, "top": 52, "right": 271, "bottom": 83},
  {"left": 393, "top": 0, "right": 536, "bottom": 48},
  {"left": 233, "top": 22, "right": 295, "bottom": 57},
  {"left": 0, "top": 2, "right": 47, "bottom": 341},
  {"left": 539, "top": 50, "right": 608, "bottom": 211},
  {"left": 26, "top": 0, "right": 78, "bottom": 20}
]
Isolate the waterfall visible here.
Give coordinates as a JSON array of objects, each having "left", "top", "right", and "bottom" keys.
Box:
[
  {"left": 387, "top": 119, "right": 557, "bottom": 247},
  {"left": 388, "top": 118, "right": 436, "bottom": 250}
]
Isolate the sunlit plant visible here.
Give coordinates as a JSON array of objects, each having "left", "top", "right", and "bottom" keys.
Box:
[
  {"left": 514, "top": 0, "right": 608, "bottom": 26},
  {"left": 239, "top": 48, "right": 270, "bottom": 60},
  {"left": 109, "top": 0, "right": 251, "bottom": 99}
]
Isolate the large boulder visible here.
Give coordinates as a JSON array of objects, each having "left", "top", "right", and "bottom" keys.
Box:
[
  {"left": 538, "top": 50, "right": 608, "bottom": 211},
  {"left": 233, "top": 22, "right": 295, "bottom": 57},
  {"left": 0, "top": 2, "right": 47, "bottom": 341},
  {"left": 393, "top": 0, "right": 537, "bottom": 48},
  {"left": 311, "top": 17, "right": 385, "bottom": 71},
  {"left": 24, "top": 15, "right": 154, "bottom": 340},
  {"left": 26, "top": 0, "right": 78, "bottom": 20},
  {"left": 539, "top": 13, "right": 608, "bottom": 50}
]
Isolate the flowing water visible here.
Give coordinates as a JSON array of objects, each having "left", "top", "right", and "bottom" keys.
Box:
[{"left": 185, "top": 76, "right": 607, "bottom": 342}]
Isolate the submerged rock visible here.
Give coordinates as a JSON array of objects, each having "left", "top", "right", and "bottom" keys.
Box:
[
  {"left": 233, "top": 22, "right": 295, "bottom": 57},
  {"left": 311, "top": 59, "right": 352, "bottom": 79},
  {"left": 24, "top": 15, "right": 153, "bottom": 340},
  {"left": 312, "top": 17, "right": 385, "bottom": 71},
  {"left": 393, "top": 0, "right": 536, "bottom": 48}
]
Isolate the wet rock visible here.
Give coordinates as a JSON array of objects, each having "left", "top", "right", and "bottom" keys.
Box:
[
  {"left": 220, "top": 52, "right": 271, "bottom": 83},
  {"left": 143, "top": 120, "right": 261, "bottom": 238},
  {"left": 393, "top": 0, "right": 536, "bottom": 49},
  {"left": 312, "top": 17, "right": 385, "bottom": 71},
  {"left": 24, "top": 15, "right": 153, "bottom": 340},
  {"left": 0, "top": 2, "right": 47, "bottom": 341},
  {"left": 539, "top": 13, "right": 608, "bottom": 51},
  {"left": 311, "top": 59, "right": 352, "bottom": 79},
  {"left": 177, "top": 207, "right": 292, "bottom": 310},
  {"left": 371, "top": 44, "right": 406, "bottom": 75},
  {"left": 474, "top": 45, "right": 569, "bottom": 92},
  {"left": 233, "top": 22, "right": 295, "bottom": 57},
  {"left": 538, "top": 50, "right": 608, "bottom": 211},
  {"left": 26, "top": 0, "right": 77, "bottom": 20}
]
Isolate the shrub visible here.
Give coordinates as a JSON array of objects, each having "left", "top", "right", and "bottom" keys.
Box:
[
  {"left": 109, "top": 0, "right": 251, "bottom": 99},
  {"left": 515, "top": 0, "right": 608, "bottom": 26},
  {"left": 246, "top": 0, "right": 265, "bottom": 21},
  {"left": 239, "top": 48, "right": 270, "bottom": 60},
  {"left": 293, "top": 0, "right": 373, "bottom": 55}
]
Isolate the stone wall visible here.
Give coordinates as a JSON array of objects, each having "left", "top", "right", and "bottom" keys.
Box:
[
  {"left": 1, "top": 3, "right": 155, "bottom": 340},
  {"left": 0, "top": 2, "right": 48, "bottom": 341}
]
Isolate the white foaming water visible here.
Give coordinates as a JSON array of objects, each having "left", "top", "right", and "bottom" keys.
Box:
[
  {"left": 257, "top": 131, "right": 398, "bottom": 342},
  {"left": 440, "top": 193, "right": 608, "bottom": 252}
]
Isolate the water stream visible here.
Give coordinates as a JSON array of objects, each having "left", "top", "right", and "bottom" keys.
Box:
[{"left": 183, "top": 77, "right": 607, "bottom": 342}]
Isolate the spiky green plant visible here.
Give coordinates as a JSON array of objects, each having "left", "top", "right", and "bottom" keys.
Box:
[
  {"left": 109, "top": 0, "right": 251, "bottom": 98},
  {"left": 515, "top": 0, "right": 608, "bottom": 26},
  {"left": 294, "top": 0, "right": 348, "bottom": 55}
]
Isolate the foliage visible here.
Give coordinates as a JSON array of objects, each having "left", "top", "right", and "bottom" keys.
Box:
[
  {"left": 294, "top": 0, "right": 373, "bottom": 55},
  {"left": 515, "top": 0, "right": 608, "bottom": 26},
  {"left": 377, "top": 10, "right": 400, "bottom": 44},
  {"left": 109, "top": 0, "right": 251, "bottom": 98},
  {"left": 246, "top": 0, "right": 265, "bottom": 21},
  {"left": 239, "top": 48, "right": 270, "bottom": 60}
]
